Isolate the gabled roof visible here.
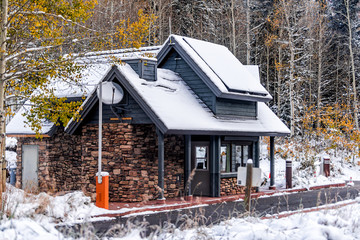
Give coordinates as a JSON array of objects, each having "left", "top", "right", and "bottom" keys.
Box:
[
  {"left": 157, "top": 35, "right": 272, "bottom": 102},
  {"left": 8, "top": 37, "right": 290, "bottom": 137},
  {"left": 6, "top": 46, "right": 160, "bottom": 136},
  {"left": 66, "top": 64, "right": 290, "bottom": 136}
]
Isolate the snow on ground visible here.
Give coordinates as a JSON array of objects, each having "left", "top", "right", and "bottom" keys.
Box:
[
  {"left": 5, "top": 138, "right": 17, "bottom": 150},
  {"left": 258, "top": 138, "right": 360, "bottom": 190},
  {"left": 1, "top": 184, "right": 359, "bottom": 239},
  {"left": 2, "top": 185, "right": 105, "bottom": 223},
  {"left": 114, "top": 198, "right": 360, "bottom": 240},
  {"left": 0, "top": 185, "right": 111, "bottom": 239}
]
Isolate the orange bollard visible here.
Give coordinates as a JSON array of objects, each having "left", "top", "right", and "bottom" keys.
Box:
[{"left": 96, "top": 173, "right": 109, "bottom": 209}]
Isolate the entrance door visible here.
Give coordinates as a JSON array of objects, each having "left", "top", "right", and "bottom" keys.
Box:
[
  {"left": 191, "top": 142, "right": 210, "bottom": 196},
  {"left": 22, "top": 145, "right": 39, "bottom": 191}
]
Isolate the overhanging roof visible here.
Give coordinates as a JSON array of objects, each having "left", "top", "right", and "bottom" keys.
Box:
[
  {"left": 66, "top": 64, "right": 290, "bottom": 136},
  {"left": 157, "top": 35, "right": 272, "bottom": 102}
]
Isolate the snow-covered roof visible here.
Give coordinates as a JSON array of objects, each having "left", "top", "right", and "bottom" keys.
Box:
[
  {"left": 6, "top": 104, "right": 55, "bottom": 136},
  {"left": 157, "top": 35, "right": 272, "bottom": 102},
  {"left": 50, "top": 46, "right": 160, "bottom": 98},
  {"left": 112, "top": 64, "right": 289, "bottom": 135},
  {"left": 7, "top": 38, "right": 289, "bottom": 136},
  {"left": 6, "top": 46, "right": 160, "bottom": 136},
  {"left": 66, "top": 64, "right": 289, "bottom": 136}
]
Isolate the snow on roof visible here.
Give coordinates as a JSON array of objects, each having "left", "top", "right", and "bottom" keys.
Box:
[
  {"left": 117, "top": 64, "right": 289, "bottom": 135},
  {"left": 6, "top": 104, "right": 55, "bottom": 135},
  {"left": 50, "top": 46, "right": 160, "bottom": 98},
  {"left": 245, "top": 65, "right": 260, "bottom": 82},
  {"left": 51, "top": 63, "right": 112, "bottom": 98},
  {"left": 171, "top": 35, "right": 270, "bottom": 97},
  {"left": 7, "top": 46, "right": 160, "bottom": 135}
]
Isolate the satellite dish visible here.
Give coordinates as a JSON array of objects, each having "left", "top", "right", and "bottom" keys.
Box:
[{"left": 97, "top": 82, "right": 124, "bottom": 105}]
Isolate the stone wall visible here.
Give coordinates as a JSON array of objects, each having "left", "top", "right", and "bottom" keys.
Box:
[
  {"left": 15, "top": 129, "right": 83, "bottom": 193},
  {"left": 15, "top": 123, "right": 185, "bottom": 202}
]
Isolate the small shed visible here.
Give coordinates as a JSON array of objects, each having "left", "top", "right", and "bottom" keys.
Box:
[{"left": 7, "top": 35, "right": 289, "bottom": 202}]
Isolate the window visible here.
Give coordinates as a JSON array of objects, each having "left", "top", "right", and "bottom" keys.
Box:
[
  {"left": 221, "top": 143, "right": 251, "bottom": 173},
  {"left": 195, "top": 146, "right": 208, "bottom": 170}
]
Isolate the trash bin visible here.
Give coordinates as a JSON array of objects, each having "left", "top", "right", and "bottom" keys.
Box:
[
  {"left": 9, "top": 168, "right": 16, "bottom": 186},
  {"left": 7, "top": 158, "right": 17, "bottom": 186}
]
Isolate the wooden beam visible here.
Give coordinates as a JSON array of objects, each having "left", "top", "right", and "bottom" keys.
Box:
[{"left": 6, "top": 134, "right": 50, "bottom": 138}]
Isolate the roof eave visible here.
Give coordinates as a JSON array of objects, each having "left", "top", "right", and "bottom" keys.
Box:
[
  {"left": 219, "top": 92, "right": 272, "bottom": 102},
  {"left": 165, "top": 128, "right": 290, "bottom": 137}
]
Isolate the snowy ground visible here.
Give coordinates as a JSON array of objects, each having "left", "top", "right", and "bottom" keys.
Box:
[
  {"left": 140, "top": 198, "right": 360, "bottom": 240},
  {"left": 259, "top": 138, "right": 360, "bottom": 190},
  {"left": 0, "top": 184, "right": 359, "bottom": 240}
]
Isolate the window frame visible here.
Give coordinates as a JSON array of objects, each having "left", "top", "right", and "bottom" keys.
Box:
[{"left": 220, "top": 141, "right": 253, "bottom": 174}]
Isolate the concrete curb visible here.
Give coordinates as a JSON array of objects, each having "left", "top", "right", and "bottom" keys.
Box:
[
  {"left": 261, "top": 199, "right": 357, "bottom": 220},
  {"left": 93, "top": 182, "right": 347, "bottom": 219}
]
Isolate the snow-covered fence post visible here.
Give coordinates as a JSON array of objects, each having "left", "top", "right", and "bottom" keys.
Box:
[{"left": 245, "top": 159, "right": 253, "bottom": 212}]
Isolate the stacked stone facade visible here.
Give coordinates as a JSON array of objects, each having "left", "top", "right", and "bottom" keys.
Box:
[
  {"left": 16, "top": 123, "right": 184, "bottom": 202},
  {"left": 220, "top": 178, "right": 246, "bottom": 196}
]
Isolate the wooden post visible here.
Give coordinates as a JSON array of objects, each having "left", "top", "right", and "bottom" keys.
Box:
[
  {"left": 184, "top": 135, "right": 192, "bottom": 200},
  {"left": 269, "top": 136, "right": 275, "bottom": 189},
  {"left": 323, "top": 156, "right": 330, "bottom": 177},
  {"left": 157, "top": 128, "right": 165, "bottom": 200},
  {"left": 254, "top": 140, "right": 260, "bottom": 193},
  {"left": 245, "top": 159, "right": 253, "bottom": 212},
  {"left": 286, "top": 160, "right": 292, "bottom": 189},
  {"left": 210, "top": 136, "right": 221, "bottom": 197}
]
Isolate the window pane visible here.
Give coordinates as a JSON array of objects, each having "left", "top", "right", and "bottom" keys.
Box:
[
  {"left": 243, "top": 145, "right": 249, "bottom": 163},
  {"left": 195, "top": 146, "right": 207, "bottom": 169},
  {"left": 196, "top": 146, "right": 207, "bottom": 158},
  {"left": 235, "top": 145, "right": 242, "bottom": 169},
  {"left": 220, "top": 146, "right": 227, "bottom": 172}
]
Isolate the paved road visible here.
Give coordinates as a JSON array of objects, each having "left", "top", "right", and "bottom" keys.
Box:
[{"left": 58, "top": 184, "right": 360, "bottom": 238}]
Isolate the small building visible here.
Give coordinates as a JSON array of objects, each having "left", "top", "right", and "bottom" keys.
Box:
[{"left": 7, "top": 35, "right": 290, "bottom": 202}]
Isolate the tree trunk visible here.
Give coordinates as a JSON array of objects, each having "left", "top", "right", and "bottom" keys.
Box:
[
  {"left": 266, "top": 45, "right": 270, "bottom": 92},
  {"left": 277, "top": 30, "right": 283, "bottom": 118},
  {"left": 316, "top": 24, "right": 323, "bottom": 130},
  {"left": 345, "top": 0, "right": 359, "bottom": 130},
  {"left": 289, "top": 37, "right": 295, "bottom": 136},
  {"left": 246, "top": 0, "right": 250, "bottom": 64},
  {"left": 336, "top": 45, "right": 340, "bottom": 104},
  {"left": 231, "top": 0, "right": 236, "bottom": 55},
  {"left": 0, "top": 0, "right": 8, "bottom": 196}
]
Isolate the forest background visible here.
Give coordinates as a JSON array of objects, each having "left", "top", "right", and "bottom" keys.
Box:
[{"left": 3, "top": 0, "right": 360, "bottom": 177}]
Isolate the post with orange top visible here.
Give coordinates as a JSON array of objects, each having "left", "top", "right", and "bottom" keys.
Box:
[{"left": 96, "top": 172, "right": 109, "bottom": 209}]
